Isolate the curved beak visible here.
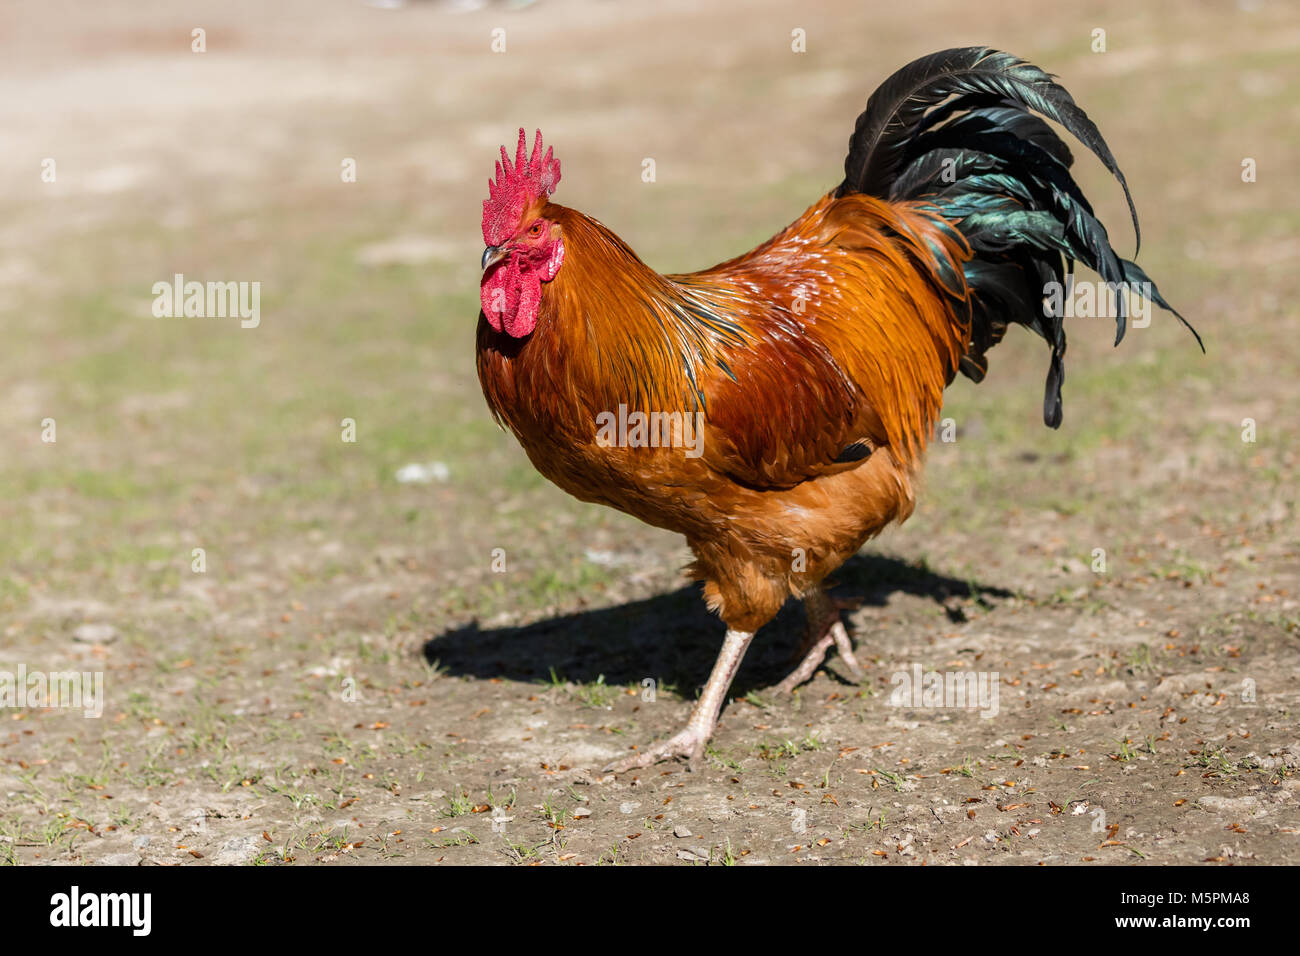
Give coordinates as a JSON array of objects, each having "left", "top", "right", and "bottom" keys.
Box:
[{"left": 481, "top": 244, "right": 507, "bottom": 272}]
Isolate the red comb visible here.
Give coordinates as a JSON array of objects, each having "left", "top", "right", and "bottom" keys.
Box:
[{"left": 482, "top": 128, "right": 561, "bottom": 247}]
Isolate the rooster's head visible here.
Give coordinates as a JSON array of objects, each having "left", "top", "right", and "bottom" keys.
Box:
[{"left": 480, "top": 128, "right": 564, "bottom": 338}]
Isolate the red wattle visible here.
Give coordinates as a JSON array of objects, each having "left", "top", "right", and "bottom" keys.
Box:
[
  {"left": 507, "top": 275, "right": 541, "bottom": 337},
  {"left": 480, "top": 269, "right": 506, "bottom": 332},
  {"left": 480, "top": 259, "right": 541, "bottom": 338}
]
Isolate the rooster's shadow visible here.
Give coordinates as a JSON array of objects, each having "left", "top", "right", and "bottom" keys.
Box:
[{"left": 424, "top": 553, "right": 1012, "bottom": 697}]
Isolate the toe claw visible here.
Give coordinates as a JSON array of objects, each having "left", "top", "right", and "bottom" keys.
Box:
[{"left": 604, "top": 730, "right": 702, "bottom": 774}]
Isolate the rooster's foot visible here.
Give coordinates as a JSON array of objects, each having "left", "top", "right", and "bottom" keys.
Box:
[
  {"left": 777, "top": 590, "right": 862, "bottom": 693},
  {"left": 603, "top": 627, "right": 754, "bottom": 775},
  {"left": 603, "top": 727, "right": 708, "bottom": 773},
  {"left": 775, "top": 619, "right": 862, "bottom": 692}
]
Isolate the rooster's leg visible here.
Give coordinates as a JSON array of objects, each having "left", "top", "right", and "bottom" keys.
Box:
[
  {"left": 604, "top": 628, "right": 754, "bottom": 773},
  {"left": 775, "top": 588, "right": 862, "bottom": 693}
]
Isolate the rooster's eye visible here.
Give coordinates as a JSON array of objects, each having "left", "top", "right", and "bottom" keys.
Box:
[{"left": 528, "top": 222, "right": 544, "bottom": 238}]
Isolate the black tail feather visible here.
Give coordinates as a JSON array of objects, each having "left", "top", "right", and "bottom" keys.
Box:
[{"left": 840, "top": 47, "right": 1201, "bottom": 427}]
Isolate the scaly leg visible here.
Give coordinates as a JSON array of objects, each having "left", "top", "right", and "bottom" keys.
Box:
[
  {"left": 775, "top": 587, "right": 862, "bottom": 694},
  {"left": 604, "top": 628, "right": 754, "bottom": 773}
]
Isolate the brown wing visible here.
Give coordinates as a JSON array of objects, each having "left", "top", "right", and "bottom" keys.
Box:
[
  {"left": 695, "top": 312, "right": 889, "bottom": 490},
  {"left": 681, "top": 192, "right": 971, "bottom": 490}
]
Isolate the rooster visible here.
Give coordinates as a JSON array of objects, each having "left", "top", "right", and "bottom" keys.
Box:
[{"left": 475, "top": 48, "right": 1200, "bottom": 772}]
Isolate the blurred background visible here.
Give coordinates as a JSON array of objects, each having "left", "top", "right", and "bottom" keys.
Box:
[{"left": 0, "top": 0, "right": 1296, "bottom": 865}]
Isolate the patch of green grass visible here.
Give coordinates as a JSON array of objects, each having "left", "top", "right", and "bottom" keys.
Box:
[
  {"left": 571, "top": 675, "right": 618, "bottom": 709},
  {"left": 427, "top": 829, "right": 479, "bottom": 850},
  {"left": 501, "top": 837, "right": 547, "bottom": 864},
  {"left": 947, "top": 756, "right": 978, "bottom": 779},
  {"left": 716, "top": 839, "right": 738, "bottom": 866},
  {"left": 440, "top": 792, "right": 476, "bottom": 818},
  {"left": 1125, "top": 643, "right": 1156, "bottom": 674},
  {"left": 757, "top": 732, "right": 824, "bottom": 761},
  {"left": 874, "top": 769, "right": 907, "bottom": 792},
  {"left": 1114, "top": 738, "right": 1139, "bottom": 762}
]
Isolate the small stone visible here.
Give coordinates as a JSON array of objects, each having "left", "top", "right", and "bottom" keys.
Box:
[
  {"left": 73, "top": 623, "right": 118, "bottom": 644},
  {"left": 572, "top": 807, "right": 591, "bottom": 818},
  {"left": 394, "top": 461, "right": 450, "bottom": 484},
  {"left": 1198, "top": 795, "right": 1261, "bottom": 815},
  {"left": 132, "top": 836, "right": 151, "bottom": 850},
  {"left": 673, "top": 825, "right": 693, "bottom": 838},
  {"left": 212, "top": 835, "right": 261, "bottom": 866}
]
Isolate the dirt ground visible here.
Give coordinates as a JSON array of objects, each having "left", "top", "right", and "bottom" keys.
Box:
[{"left": 1, "top": 0, "right": 1297, "bottom": 866}]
